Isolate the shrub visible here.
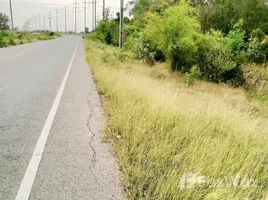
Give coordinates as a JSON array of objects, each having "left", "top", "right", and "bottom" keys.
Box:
[
  {"left": 20, "top": 39, "right": 28, "bottom": 44},
  {"left": 0, "top": 31, "right": 60, "bottom": 47},
  {"left": 134, "top": 33, "right": 155, "bottom": 61},
  {"left": 246, "top": 29, "right": 268, "bottom": 63},
  {"left": 9, "top": 37, "right": 20, "bottom": 45},
  {"left": 144, "top": 1, "right": 243, "bottom": 85},
  {"left": 144, "top": 1, "right": 200, "bottom": 71},
  {"left": 123, "top": 25, "right": 141, "bottom": 51},
  {"left": 185, "top": 65, "right": 201, "bottom": 85},
  {"left": 93, "top": 20, "right": 119, "bottom": 46},
  {"left": 243, "top": 63, "right": 268, "bottom": 92},
  {"left": 194, "top": 31, "right": 243, "bottom": 85},
  {"left": 118, "top": 50, "right": 128, "bottom": 62},
  {"left": 49, "top": 32, "right": 55, "bottom": 36},
  {"left": 0, "top": 37, "right": 9, "bottom": 47},
  {"left": 226, "top": 20, "right": 246, "bottom": 63}
]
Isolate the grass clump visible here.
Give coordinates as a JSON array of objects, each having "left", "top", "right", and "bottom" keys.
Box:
[
  {"left": 84, "top": 39, "right": 268, "bottom": 199},
  {"left": 0, "top": 31, "right": 61, "bottom": 48}
]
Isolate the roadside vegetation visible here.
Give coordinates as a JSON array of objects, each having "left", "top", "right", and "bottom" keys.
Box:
[
  {"left": 0, "top": 31, "right": 61, "bottom": 48},
  {"left": 0, "top": 12, "right": 61, "bottom": 48},
  {"left": 84, "top": 0, "right": 268, "bottom": 199},
  {"left": 84, "top": 39, "right": 268, "bottom": 199}
]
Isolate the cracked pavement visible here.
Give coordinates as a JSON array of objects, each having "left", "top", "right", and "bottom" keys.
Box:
[{"left": 0, "top": 36, "right": 123, "bottom": 199}]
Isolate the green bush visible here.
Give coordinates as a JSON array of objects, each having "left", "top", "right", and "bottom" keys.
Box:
[
  {"left": 117, "top": 50, "right": 128, "bottom": 62},
  {"left": 20, "top": 39, "right": 28, "bottom": 44},
  {"left": 194, "top": 31, "right": 243, "bottom": 85},
  {"left": 145, "top": 1, "right": 200, "bottom": 71},
  {"left": 0, "top": 37, "right": 9, "bottom": 47},
  {"left": 132, "top": 32, "right": 165, "bottom": 65},
  {"left": 227, "top": 20, "right": 246, "bottom": 63},
  {"left": 247, "top": 29, "right": 268, "bottom": 63},
  {"left": 9, "top": 37, "right": 20, "bottom": 45},
  {"left": 144, "top": 1, "right": 243, "bottom": 85},
  {"left": 123, "top": 24, "right": 141, "bottom": 51},
  {"left": 0, "top": 30, "right": 60, "bottom": 48},
  {"left": 93, "top": 20, "right": 119, "bottom": 46},
  {"left": 185, "top": 65, "right": 201, "bottom": 86}
]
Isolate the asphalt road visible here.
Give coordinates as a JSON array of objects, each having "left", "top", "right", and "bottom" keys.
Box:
[{"left": 0, "top": 36, "right": 123, "bottom": 200}]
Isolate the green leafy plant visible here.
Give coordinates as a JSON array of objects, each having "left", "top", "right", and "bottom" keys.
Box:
[
  {"left": 185, "top": 65, "right": 201, "bottom": 86},
  {"left": 247, "top": 29, "right": 268, "bottom": 63},
  {"left": 93, "top": 20, "right": 119, "bottom": 46},
  {"left": 145, "top": 1, "right": 200, "bottom": 71},
  {"left": 118, "top": 50, "right": 128, "bottom": 62}
]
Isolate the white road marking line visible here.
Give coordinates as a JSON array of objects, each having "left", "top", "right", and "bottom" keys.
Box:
[{"left": 15, "top": 40, "right": 80, "bottom": 200}]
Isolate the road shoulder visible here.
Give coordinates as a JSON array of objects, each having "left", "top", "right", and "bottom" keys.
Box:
[{"left": 29, "top": 39, "right": 124, "bottom": 200}]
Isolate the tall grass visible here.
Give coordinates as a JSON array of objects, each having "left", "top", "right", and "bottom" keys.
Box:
[{"left": 84, "top": 39, "right": 268, "bottom": 199}]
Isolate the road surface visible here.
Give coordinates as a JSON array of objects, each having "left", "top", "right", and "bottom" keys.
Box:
[{"left": 0, "top": 36, "right": 123, "bottom": 200}]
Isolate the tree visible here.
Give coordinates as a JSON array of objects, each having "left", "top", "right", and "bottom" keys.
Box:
[
  {"left": 0, "top": 13, "right": 9, "bottom": 30},
  {"left": 198, "top": 0, "right": 268, "bottom": 34},
  {"left": 85, "top": 27, "right": 89, "bottom": 33}
]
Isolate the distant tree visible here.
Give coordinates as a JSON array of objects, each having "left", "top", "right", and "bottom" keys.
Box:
[{"left": 0, "top": 13, "right": 9, "bottom": 30}]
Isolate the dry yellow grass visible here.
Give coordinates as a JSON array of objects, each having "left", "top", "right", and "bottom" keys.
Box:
[{"left": 84, "top": 39, "right": 268, "bottom": 200}]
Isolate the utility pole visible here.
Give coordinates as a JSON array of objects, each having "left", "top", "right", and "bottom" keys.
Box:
[
  {"left": 64, "top": 5, "right": 67, "bottom": 33},
  {"left": 28, "top": 18, "right": 32, "bottom": 32},
  {"left": 39, "top": 14, "right": 41, "bottom": 31},
  {"left": 94, "top": 0, "right": 97, "bottom": 28},
  {"left": 74, "top": 0, "right": 79, "bottom": 33},
  {"left": 35, "top": 16, "right": 37, "bottom": 31},
  {"left": 55, "top": 9, "right": 58, "bottom": 32},
  {"left": 49, "top": 11, "right": 52, "bottom": 31},
  {"left": 44, "top": 13, "right": 46, "bottom": 31},
  {"left": 119, "top": 0, "right": 124, "bottom": 48},
  {"left": 82, "top": 0, "right": 87, "bottom": 34},
  {"left": 103, "top": 0, "right": 105, "bottom": 20},
  {"left": 92, "top": 1, "right": 94, "bottom": 30},
  {"left": 32, "top": 17, "right": 34, "bottom": 31},
  {"left": 91, "top": 0, "right": 97, "bottom": 30},
  {"left": 9, "top": 0, "right": 14, "bottom": 29},
  {"left": 29, "top": 19, "right": 32, "bottom": 32}
]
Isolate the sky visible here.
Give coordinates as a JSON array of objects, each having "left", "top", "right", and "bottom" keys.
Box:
[{"left": 0, "top": 0, "right": 131, "bottom": 32}]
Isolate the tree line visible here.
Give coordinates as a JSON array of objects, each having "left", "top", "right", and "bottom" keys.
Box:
[{"left": 78, "top": 0, "right": 268, "bottom": 85}]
